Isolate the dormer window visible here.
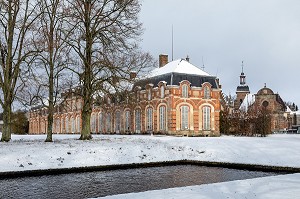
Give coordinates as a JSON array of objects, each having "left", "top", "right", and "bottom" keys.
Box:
[
  {"left": 204, "top": 86, "right": 210, "bottom": 99},
  {"left": 148, "top": 89, "right": 151, "bottom": 101},
  {"left": 182, "top": 84, "right": 188, "bottom": 98},
  {"left": 161, "top": 86, "right": 165, "bottom": 98}
]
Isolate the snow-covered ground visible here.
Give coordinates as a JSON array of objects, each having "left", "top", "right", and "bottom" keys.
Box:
[{"left": 1, "top": 134, "right": 299, "bottom": 198}]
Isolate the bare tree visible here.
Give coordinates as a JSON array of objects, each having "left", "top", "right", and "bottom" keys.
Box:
[
  {"left": 30, "top": 0, "right": 71, "bottom": 142},
  {"left": 0, "top": 0, "right": 40, "bottom": 142},
  {"left": 64, "top": 0, "right": 153, "bottom": 140}
]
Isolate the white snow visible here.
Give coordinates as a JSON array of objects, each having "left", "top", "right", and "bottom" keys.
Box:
[
  {"left": 239, "top": 93, "right": 255, "bottom": 112},
  {"left": 1, "top": 134, "right": 299, "bottom": 198},
  {"left": 149, "top": 59, "right": 211, "bottom": 77}
]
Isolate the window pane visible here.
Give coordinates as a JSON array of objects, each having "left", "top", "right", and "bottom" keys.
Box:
[
  {"left": 160, "top": 106, "right": 166, "bottom": 131},
  {"left": 135, "top": 109, "right": 141, "bottom": 133},
  {"left": 181, "top": 106, "right": 189, "bottom": 130},
  {"left": 203, "top": 107, "right": 211, "bottom": 130},
  {"left": 147, "top": 108, "right": 153, "bottom": 130}
]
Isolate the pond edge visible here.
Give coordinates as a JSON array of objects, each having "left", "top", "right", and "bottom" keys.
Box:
[{"left": 1, "top": 160, "right": 299, "bottom": 179}]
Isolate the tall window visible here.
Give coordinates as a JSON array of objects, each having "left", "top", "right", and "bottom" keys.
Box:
[
  {"left": 65, "top": 117, "right": 69, "bottom": 133},
  {"left": 71, "top": 117, "right": 75, "bottom": 133},
  {"left": 182, "top": 85, "right": 188, "bottom": 98},
  {"left": 204, "top": 87, "right": 210, "bottom": 99},
  {"left": 98, "top": 113, "right": 104, "bottom": 133},
  {"left": 115, "top": 111, "right": 121, "bottom": 133},
  {"left": 125, "top": 110, "right": 130, "bottom": 131},
  {"left": 181, "top": 106, "right": 189, "bottom": 130},
  {"left": 55, "top": 119, "right": 60, "bottom": 133},
  {"left": 203, "top": 106, "right": 211, "bottom": 130},
  {"left": 161, "top": 86, "right": 165, "bottom": 98},
  {"left": 135, "top": 109, "right": 141, "bottom": 133},
  {"left": 159, "top": 106, "right": 166, "bottom": 131},
  {"left": 106, "top": 114, "right": 111, "bottom": 132},
  {"left": 147, "top": 107, "right": 153, "bottom": 131},
  {"left": 91, "top": 114, "right": 96, "bottom": 133},
  {"left": 76, "top": 116, "right": 80, "bottom": 133}
]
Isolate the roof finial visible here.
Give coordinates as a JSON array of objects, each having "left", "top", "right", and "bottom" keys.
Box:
[
  {"left": 201, "top": 56, "right": 205, "bottom": 71},
  {"left": 186, "top": 55, "right": 190, "bottom": 62},
  {"left": 264, "top": 83, "right": 267, "bottom": 88},
  {"left": 241, "top": 61, "right": 244, "bottom": 73}
]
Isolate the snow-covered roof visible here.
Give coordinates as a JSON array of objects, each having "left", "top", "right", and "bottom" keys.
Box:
[
  {"left": 239, "top": 93, "right": 255, "bottom": 112},
  {"left": 149, "top": 59, "right": 211, "bottom": 77}
]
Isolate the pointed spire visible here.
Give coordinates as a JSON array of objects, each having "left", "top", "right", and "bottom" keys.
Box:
[{"left": 240, "top": 61, "right": 246, "bottom": 85}]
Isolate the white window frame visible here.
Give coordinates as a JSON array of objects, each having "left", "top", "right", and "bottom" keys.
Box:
[
  {"left": 125, "top": 110, "right": 130, "bottom": 131},
  {"left": 203, "top": 106, "right": 211, "bottom": 130},
  {"left": 135, "top": 109, "right": 141, "bottom": 133},
  {"left": 181, "top": 106, "right": 189, "bottom": 130},
  {"left": 159, "top": 106, "right": 166, "bottom": 131},
  {"left": 204, "top": 86, "right": 210, "bottom": 99},
  {"left": 115, "top": 111, "right": 121, "bottom": 133},
  {"left": 161, "top": 86, "right": 165, "bottom": 98},
  {"left": 98, "top": 113, "right": 104, "bottom": 133},
  {"left": 148, "top": 90, "right": 152, "bottom": 101},
  {"left": 147, "top": 107, "right": 153, "bottom": 131},
  {"left": 65, "top": 117, "right": 69, "bottom": 133},
  {"left": 71, "top": 117, "right": 76, "bottom": 133},
  {"left": 182, "top": 84, "right": 188, "bottom": 98},
  {"left": 106, "top": 114, "right": 111, "bottom": 132},
  {"left": 76, "top": 116, "right": 80, "bottom": 133}
]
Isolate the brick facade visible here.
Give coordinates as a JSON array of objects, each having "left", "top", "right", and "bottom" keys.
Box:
[{"left": 29, "top": 57, "right": 222, "bottom": 137}]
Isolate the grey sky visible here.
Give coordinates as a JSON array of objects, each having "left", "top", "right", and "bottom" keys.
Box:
[{"left": 140, "top": 0, "right": 300, "bottom": 105}]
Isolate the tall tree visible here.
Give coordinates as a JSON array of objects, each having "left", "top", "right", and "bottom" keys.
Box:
[
  {"left": 31, "top": 0, "right": 70, "bottom": 142},
  {"left": 0, "top": 0, "right": 39, "bottom": 141},
  {"left": 64, "top": 0, "right": 152, "bottom": 140}
]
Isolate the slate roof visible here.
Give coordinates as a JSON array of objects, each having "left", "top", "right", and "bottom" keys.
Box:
[{"left": 134, "top": 59, "right": 219, "bottom": 89}]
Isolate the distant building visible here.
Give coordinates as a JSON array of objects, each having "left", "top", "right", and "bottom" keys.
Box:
[
  {"left": 29, "top": 55, "right": 222, "bottom": 137},
  {"left": 234, "top": 68, "right": 292, "bottom": 133}
]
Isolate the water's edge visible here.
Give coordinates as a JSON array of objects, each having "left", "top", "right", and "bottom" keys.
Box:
[{"left": 1, "top": 160, "right": 298, "bottom": 179}]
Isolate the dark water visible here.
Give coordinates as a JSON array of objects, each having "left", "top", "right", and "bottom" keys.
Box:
[{"left": 0, "top": 165, "right": 279, "bottom": 199}]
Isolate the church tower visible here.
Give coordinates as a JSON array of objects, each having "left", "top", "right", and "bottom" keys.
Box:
[{"left": 234, "top": 62, "right": 250, "bottom": 109}]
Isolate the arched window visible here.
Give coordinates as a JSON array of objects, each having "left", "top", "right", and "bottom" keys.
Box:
[
  {"left": 56, "top": 119, "right": 60, "bottom": 133},
  {"left": 71, "top": 117, "right": 75, "bottom": 133},
  {"left": 204, "top": 86, "right": 210, "bottom": 99},
  {"left": 115, "top": 111, "right": 121, "bottom": 133},
  {"left": 147, "top": 107, "right": 153, "bottom": 131},
  {"left": 181, "top": 106, "right": 189, "bottom": 130},
  {"left": 203, "top": 106, "right": 211, "bottom": 130},
  {"left": 98, "top": 113, "right": 104, "bottom": 133},
  {"left": 135, "top": 109, "right": 141, "bottom": 133},
  {"left": 76, "top": 116, "right": 80, "bottom": 133},
  {"left": 182, "top": 85, "right": 188, "bottom": 98},
  {"left": 161, "top": 86, "right": 165, "bottom": 98},
  {"left": 106, "top": 114, "right": 111, "bottom": 132},
  {"left": 90, "top": 114, "right": 97, "bottom": 133},
  {"left": 148, "top": 89, "right": 152, "bottom": 101},
  {"left": 159, "top": 106, "right": 166, "bottom": 131},
  {"left": 65, "top": 117, "right": 69, "bottom": 133},
  {"left": 125, "top": 110, "right": 130, "bottom": 131}
]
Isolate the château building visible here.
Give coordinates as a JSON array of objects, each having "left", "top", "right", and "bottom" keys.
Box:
[{"left": 29, "top": 55, "right": 222, "bottom": 136}]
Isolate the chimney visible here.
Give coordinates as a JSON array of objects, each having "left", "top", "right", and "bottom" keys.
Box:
[
  {"left": 130, "top": 71, "right": 137, "bottom": 79},
  {"left": 159, "top": 54, "right": 168, "bottom": 68}
]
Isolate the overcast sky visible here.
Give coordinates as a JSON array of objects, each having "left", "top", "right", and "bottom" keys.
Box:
[{"left": 140, "top": 0, "right": 300, "bottom": 105}]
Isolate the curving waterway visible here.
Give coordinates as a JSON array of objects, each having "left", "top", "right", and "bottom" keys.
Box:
[{"left": 0, "top": 165, "right": 279, "bottom": 199}]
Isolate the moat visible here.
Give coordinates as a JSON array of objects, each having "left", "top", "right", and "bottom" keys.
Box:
[{"left": 0, "top": 165, "right": 281, "bottom": 199}]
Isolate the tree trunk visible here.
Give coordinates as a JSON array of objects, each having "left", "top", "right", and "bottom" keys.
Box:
[
  {"left": 1, "top": 104, "right": 12, "bottom": 142},
  {"left": 80, "top": 102, "right": 92, "bottom": 140}
]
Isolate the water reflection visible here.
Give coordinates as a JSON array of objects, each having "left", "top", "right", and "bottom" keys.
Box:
[{"left": 0, "top": 165, "right": 278, "bottom": 199}]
